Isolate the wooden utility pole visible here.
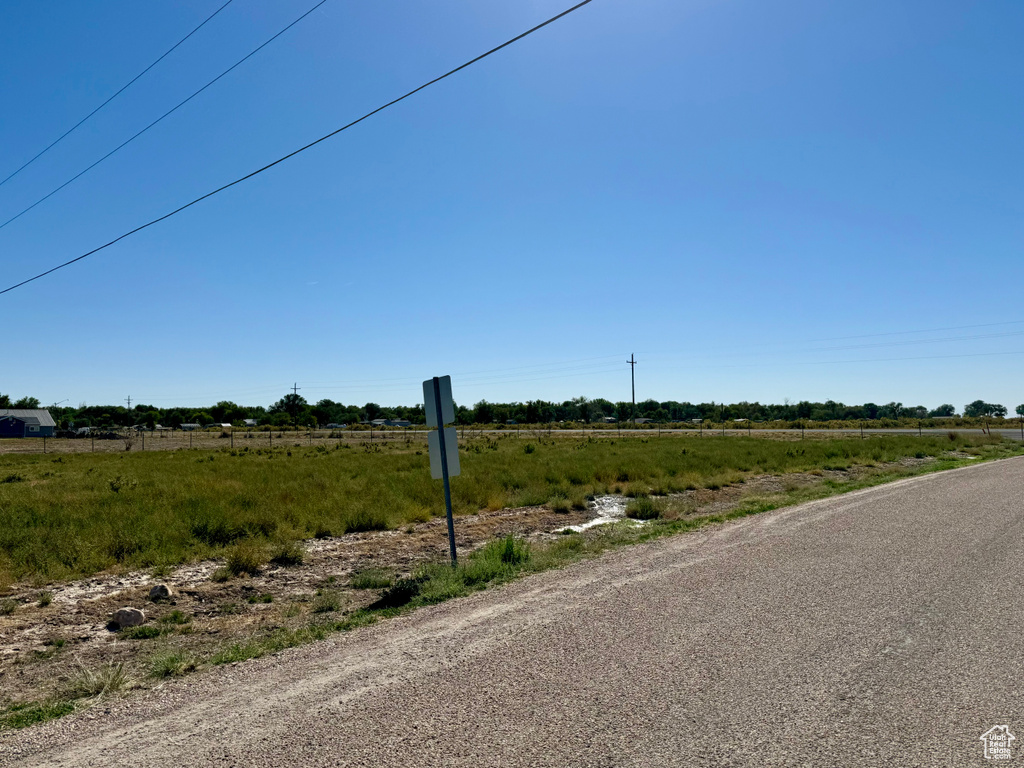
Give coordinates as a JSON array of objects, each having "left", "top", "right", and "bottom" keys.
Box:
[{"left": 627, "top": 354, "right": 637, "bottom": 425}]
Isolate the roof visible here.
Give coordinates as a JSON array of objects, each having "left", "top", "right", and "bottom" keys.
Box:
[{"left": 0, "top": 409, "right": 55, "bottom": 428}]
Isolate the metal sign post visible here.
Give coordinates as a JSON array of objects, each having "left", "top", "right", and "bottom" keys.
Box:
[{"left": 424, "top": 375, "right": 460, "bottom": 565}]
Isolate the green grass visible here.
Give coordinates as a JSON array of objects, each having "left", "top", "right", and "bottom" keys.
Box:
[
  {"left": 350, "top": 568, "right": 393, "bottom": 590},
  {"left": 0, "top": 700, "right": 75, "bottom": 730},
  {"left": 0, "top": 433, "right": 1016, "bottom": 587},
  {"left": 149, "top": 650, "right": 198, "bottom": 679}
]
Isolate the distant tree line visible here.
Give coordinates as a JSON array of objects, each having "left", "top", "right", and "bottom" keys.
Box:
[{"left": 3, "top": 392, "right": 1023, "bottom": 429}]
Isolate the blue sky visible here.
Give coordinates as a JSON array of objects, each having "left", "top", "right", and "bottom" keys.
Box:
[{"left": 1, "top": 0, "right": 1022, "bottom": 411}]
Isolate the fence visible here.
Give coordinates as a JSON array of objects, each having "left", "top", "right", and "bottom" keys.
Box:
[{"left": 2, "top": 419, "right": 1023, "bottom": 456}]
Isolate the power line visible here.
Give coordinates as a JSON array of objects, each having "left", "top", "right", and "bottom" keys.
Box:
[
  {"left": 0, "top": 0, "right": 595, "bottom": 296},
  {"left": 0, "top": 0, "right": 332, "bottom": 233},
  {"left": 805, "top": 319, "right": 1024, "bottom": 343},
  {"left": 0, "top": 0, "right": 236, "bottom": 190}
]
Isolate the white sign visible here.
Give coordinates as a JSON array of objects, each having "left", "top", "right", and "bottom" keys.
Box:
[
  {"left": 980, "top": 726, "right": 1015, "bottom": 760},
  {"left": 428, "top": 427, "right": 460, "bottom": 479},
  {"left": 423, "top": 376, "right": 455, "bottom": 428}
]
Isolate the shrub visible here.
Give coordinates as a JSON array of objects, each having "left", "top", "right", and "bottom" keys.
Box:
[
  {"left": 246, "top": 593, "right": 273, "bottom": 604},
  {"left": 225, "top": 541, "right": 265, "bottom": 577},
  {"left": 342, "top": 509, "right": 390, "bottom": 534},
  {"left": 1, "top": 473, "right": 24, "bottom": 484},
  {"left": 626, "top": 497, "right": 663, "bottom": 520},
  {"left": 0, "top": 599, "right": 17, "bottom": 616},
  {"left": 37, "top": 591, "right": 52, "bottom": 608},
  {"left": 269, "top": 542, "right": 304, "bottom": 567},
  {"left": 550, "top": 498, "right": 570, "bottom": 514}
]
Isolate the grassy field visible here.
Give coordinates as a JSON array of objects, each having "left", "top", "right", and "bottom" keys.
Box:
[{"left": 0, "top": 431, "right": 1016, "bottom": 588}]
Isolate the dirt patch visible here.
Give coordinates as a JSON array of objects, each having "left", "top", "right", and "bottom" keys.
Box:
[{"left": 0, "top": 503, "right": 589, "bottom": 706}]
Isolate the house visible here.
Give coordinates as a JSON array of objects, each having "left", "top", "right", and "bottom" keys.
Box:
[
  {"left": 385, "top": 419, "right": 411, "bottom": 427},
  {"left": 0, "top": 409, "right": 56, "bottom": 438},
  {"left": 219, "top": 423, "right": 232, "bottom": 429},
  {"left": 370, "top": 419, "right": 388, "bottom": 427},
  {"left": 634, "top": 418, "right": 655, "bottom": 424},
  {"left": 602, "top": 416, "right": 617, "bottom": 423},
  {"left": 243, "top": 419, "right": 258, "bottom": 428}
]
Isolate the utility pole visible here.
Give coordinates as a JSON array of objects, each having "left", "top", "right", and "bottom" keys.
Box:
[
  {"left": 125, "top": 395, "right": 132, "bottom": 409},
  {"left": 626, "top": 354, "right": 637, "bottom": 425},
  {"left": 291, "top": 382, "right": 301, "bottom": 396}
]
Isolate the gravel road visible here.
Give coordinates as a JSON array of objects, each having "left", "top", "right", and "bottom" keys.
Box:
[{"left": 4, "top": 457, "right": 1023, "bottom": 767}]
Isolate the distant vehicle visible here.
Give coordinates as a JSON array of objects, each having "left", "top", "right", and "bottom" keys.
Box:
[{"left": 325, "top": 423, "right": 348, "bottom": 429}]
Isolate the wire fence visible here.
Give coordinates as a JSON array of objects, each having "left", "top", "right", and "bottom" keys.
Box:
[{"left": 2, "top": 420, "right": 1023, "bottom": 456}]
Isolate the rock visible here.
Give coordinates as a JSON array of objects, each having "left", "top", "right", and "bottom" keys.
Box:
[
  {"left": 148, "top": 584, "right": 173, "bottom": 601},
  {"left": 112, "top": 607, "right": 145, "bottom": 628}
]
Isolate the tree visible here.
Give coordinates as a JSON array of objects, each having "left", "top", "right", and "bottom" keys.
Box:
[
  {"left": 964, "top": 400, "right": 1005, "bottom": 418},
  {"left": 12, "top": 396, "right": 40, "bottom": 409},
  {"left": 269, "top": 393, "right": 309, "bottom": 423},
  {"left": 0, "top": 394, "right": 10, "bottom": 407},
  {"left": 929, "top": 404, "right": 956, "bottom": 417},
  {"left": 1016, "top": 404, "right": 1024, "bottom": 417},
  {"left": 473, "top": 400, "right": 495, "bottom": 424},
  {"left": 211, "top": 401, "right": 245, "bottom": 424}
]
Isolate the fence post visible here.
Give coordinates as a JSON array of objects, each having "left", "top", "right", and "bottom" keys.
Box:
[{"left": 43, "top": 435, "right": 46, "bottom": 454}]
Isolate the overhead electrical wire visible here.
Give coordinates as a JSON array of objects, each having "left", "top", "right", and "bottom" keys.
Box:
[
  {"left": 0, "top": 0, "right": 332, "bottom": 233},
  {"left": 0, "top": 0, "right": 236, "bottom": 190},
  {"left": 0, "top": 0, "right": 595, "bottom": 296},
  {"left": 805, "top": 319, "right": 1024, "bottom": 343}
]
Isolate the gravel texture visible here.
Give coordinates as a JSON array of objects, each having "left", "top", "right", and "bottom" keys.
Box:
[{"left": 3, "top": 456, "right": 1023, "bottom": 767}]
